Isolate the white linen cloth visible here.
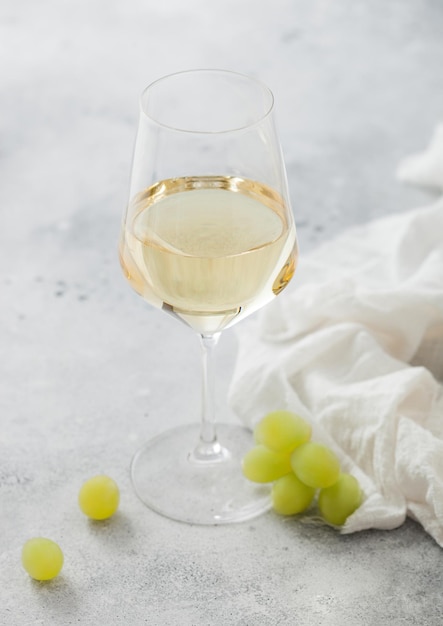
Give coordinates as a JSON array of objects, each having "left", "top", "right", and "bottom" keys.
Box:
[
  {"left": 397, "top": 123, "right": 443, "bottom": 192},
  {"left": 229, "top": 127, "right": 443, "bottom": 546}
]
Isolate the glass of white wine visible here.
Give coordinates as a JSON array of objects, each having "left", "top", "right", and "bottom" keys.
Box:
[{"left": 119, "top": 69, "right": 298, "bottom": 524}]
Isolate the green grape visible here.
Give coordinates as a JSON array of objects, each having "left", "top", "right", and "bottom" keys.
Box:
[
  {"left": 254, "top": 410, "right": 311, "bottom": 453},
  {"left": 242, "top": 445, "right": 292, "bottom": 483},
  {"left": 291, "top": 442, "right": 340, "bottom": 489},
  {"left": 78, "top": 475, "right": 120, "bottom": 520},
  {"left": 318, "top": 473, "right": 362, "bottom": 526},
  {"left": 22, "top": 537, "right": 64, "bottom": 581},
  {"left": 271, "top": 473, "right": 316, "bottom": 516}
]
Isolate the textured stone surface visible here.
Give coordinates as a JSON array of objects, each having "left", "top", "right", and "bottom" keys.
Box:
[{"left": 1, "top": 0, "right": 443, "bottom": 624}]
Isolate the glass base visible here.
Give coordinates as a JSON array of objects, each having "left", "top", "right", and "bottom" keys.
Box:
[{"left": 130, "top": 423, "right": 272, "bottom": 525}]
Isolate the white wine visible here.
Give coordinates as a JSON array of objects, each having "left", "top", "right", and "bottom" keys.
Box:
[{"left": 119, "top": 176, "right": 297, "bottom": 334}]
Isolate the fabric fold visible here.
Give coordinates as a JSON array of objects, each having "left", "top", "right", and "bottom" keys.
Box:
[{"left": 230, "top": 143, "right": 443, "bottom": 546}]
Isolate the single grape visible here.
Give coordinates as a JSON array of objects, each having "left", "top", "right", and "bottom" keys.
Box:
[
  {"left": 271, "top": 473, "right": 316, "bottom": 516},
  {"left": 78, "top": 475, "right": 120, "bottom": 520},
  {"left": 22, "top": 537, "right": 64, "bottom": 581},
  {"left": 242, "top": 445, "right": 292, "bottom": 483},
  {"left": 254, "top": 410, "right": 311, "bottom": 453},
  {"left": 318, "top": 473, "right": 362, "bottom": 526},
  {"left": 291, "top": 442, "right": 340, "bottom": 489}
]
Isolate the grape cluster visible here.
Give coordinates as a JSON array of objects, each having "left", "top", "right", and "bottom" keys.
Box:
[{"left": 242, "top": 410, "right": 362, "bottom": 526}]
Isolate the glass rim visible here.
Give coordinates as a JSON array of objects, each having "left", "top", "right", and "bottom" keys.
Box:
[{"left": 139, "top": 68, "right": 275, "bottom": 134}]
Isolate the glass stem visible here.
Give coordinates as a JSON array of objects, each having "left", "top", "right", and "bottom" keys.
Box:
[{"left": 189, "top": 333, "right": 230, "bottom": 463}]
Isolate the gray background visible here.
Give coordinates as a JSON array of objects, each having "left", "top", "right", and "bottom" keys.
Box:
[{"left": 1, "top": 1, "right": 442, "bottom": 624}]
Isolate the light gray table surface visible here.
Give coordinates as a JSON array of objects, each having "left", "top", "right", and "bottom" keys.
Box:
[{"left": 1, "top": 1, "right": 443, "bottom": 624}]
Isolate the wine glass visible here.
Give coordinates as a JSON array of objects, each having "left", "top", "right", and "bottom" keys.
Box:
[{"left": 119, "top": 69, "right": 298, "bottom": 524}]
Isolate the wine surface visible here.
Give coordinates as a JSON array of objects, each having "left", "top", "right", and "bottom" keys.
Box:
[{"left": 120, "top": 176, "right": 297, "bottom": 333}]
